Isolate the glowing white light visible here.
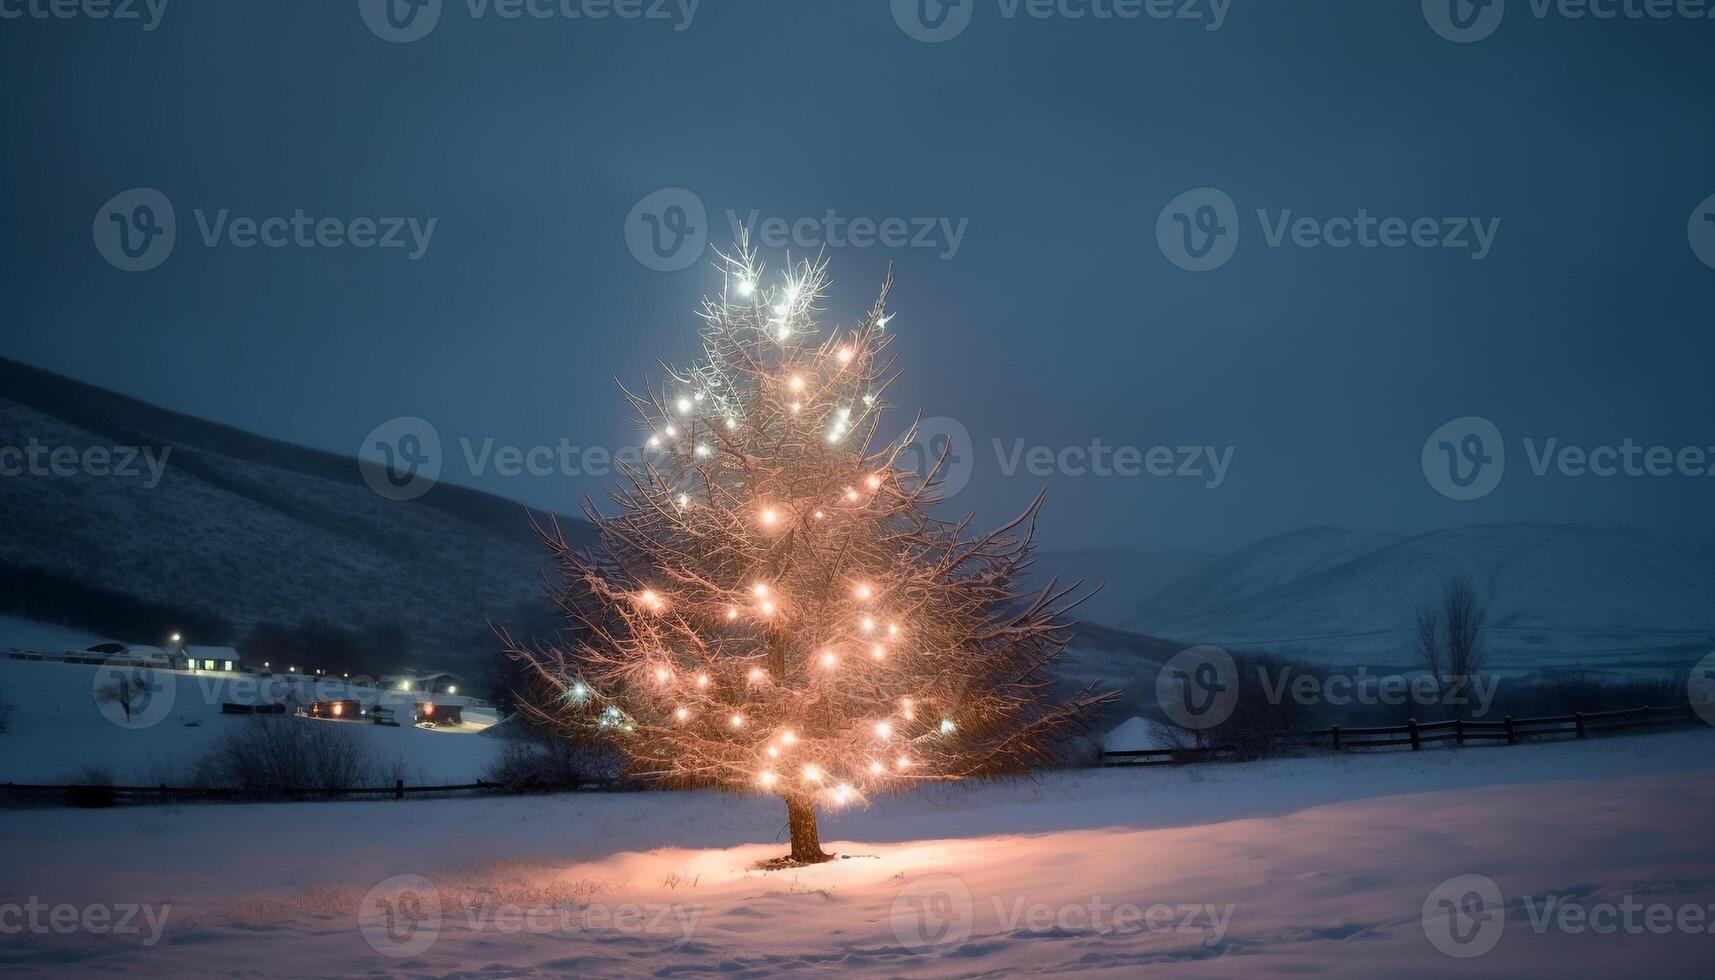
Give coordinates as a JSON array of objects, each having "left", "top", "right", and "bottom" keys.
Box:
[
  {"left": 868, "top": 760, "right": 885, "bottom": 775},
  {"left": 789, "top": 375, "right": 805, "bottom": 392},
  {"left": 860, "top": 617, "right": 875, "bottom": 633},
  {"left": 855, "top": 583, "right": 873, "bottom": 601},
  {"left": 781, "top": 730, "right": 797, "bottom": 745},
  {"left": 896, "top": 756, "right": 912, "bottom": 769},
  {"left": 737, "top": 277, "right": 755, "bottom": 296},
  {"left": 760, "top": 508, "right": 778, "bottom": 526},
  {"left": 874, "top": 721, "right": 893, "bottom": 739},
  {"left": 759, "top": 600, "right": 776, "bottom": 616},
  {"left": 675, "top": 707, "right": 689, "bottom": 721},
  {"left": 820, "top": 651, "right": 838, "bottom": 669},
  {"left": 726, "top": 606, "right": 739, "bottom": 620},
  {"left": 759, "top": 770, "right": 776, "bottom": 787},
  {"left": 866, "top": 474, "right": 882, "bottom": 490},
  {"left": 725, "top": 417, "right": 737, "bottom": 430},
  {"left": 940, "top": 718, "right": 956, "bottom": 735},
  {"left": 753, "top": 582, "right": 769, "bottom": 597},
  {"left": 766, "top": 745, "right": 779, "bottom": 758},
  {"left": 664, "top": 424, "right": 679, "bottom": 438},
  {"left": 696, "top": 673, "right": 710, "bottom": 689},
  {"left": 676, "top": 493, "right": 690, "bottom": 509},
  {"left": 676, "top": 398, "right": 692, "bottom": 414},
  {"left": 648, "top": 435, "right": 661, "bottom": 449},
  {"left": 729, "top": 714, "right": 745, "bottom": 728},
  {"left": 833, "top": 783, "right": 853, "bottom": 805},
  {"left": 654, "top": 667, "right": 670, "bottom": 683},
  {"left": 870, "top": 643, "right": 885, "bottom": 660},
  {"left": 748, "top": 667, "right": 767, "bottom": 683},
  {"left": 802, "top": 764, "right": 822, "bottom": 783},
  {"left": 837, "top": 347, "right": 853, "bottom": 364},
  {"left": 694, "top": 443, "right": 711, "bottom": 458}
]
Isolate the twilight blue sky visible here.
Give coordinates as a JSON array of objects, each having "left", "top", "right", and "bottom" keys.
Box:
[{"left": 2, "top": 0, "right": 1712, "bottom": 551}]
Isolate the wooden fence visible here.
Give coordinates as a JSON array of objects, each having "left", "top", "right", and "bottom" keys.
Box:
[{"left": 1102, "top": 703, "right": 1706, "bottom": 766}]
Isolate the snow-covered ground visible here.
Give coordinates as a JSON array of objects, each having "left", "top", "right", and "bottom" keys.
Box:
[
  {"left": 0, "top": 656, "right": 504, "bottom": 786},
  {"left": 2, "top": 729, "right": 1711, "bottom": 976}
]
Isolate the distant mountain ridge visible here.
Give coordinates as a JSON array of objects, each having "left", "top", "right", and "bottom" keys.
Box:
[
  {"left": 0, "top": 355, "right": 590, "bottom": 667},
  {"left": 1118, "top": 523, "right": 1715, "bottom": 670}
]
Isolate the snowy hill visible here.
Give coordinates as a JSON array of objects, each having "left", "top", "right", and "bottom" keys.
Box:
[
  {"left": 1025, "top": 547, "right": 1217, "bottom": 628},
  {"left": 1122, "top": 524, "right": 1715, "bottom": 670},
  {"left": 0, "top": 356, "right": 590, "bottom": 670}
]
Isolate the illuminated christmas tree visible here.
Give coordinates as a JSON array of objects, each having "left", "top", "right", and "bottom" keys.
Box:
[{"left": 512, "top": 241, "right": 1109, "bottom": 865}]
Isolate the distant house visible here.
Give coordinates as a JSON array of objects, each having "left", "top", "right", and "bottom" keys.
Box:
[{"left": 177, "top": 650, "right": 243, "bottom": 673}]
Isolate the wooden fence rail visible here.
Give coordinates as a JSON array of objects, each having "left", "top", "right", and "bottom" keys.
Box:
[{"left": 1103, "top": 703, "right": 1706, "bottom": 766}]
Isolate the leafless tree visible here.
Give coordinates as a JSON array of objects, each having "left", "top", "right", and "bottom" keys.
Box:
[
  {"left": 96, "top": 674, "right": 148, "bottom": 723},
  {"left": 1414, "top": 575, "right": 1487, "bottom": 719},
  {"left": 509, "top": 240, "right": 1112, "bottom": 865}
]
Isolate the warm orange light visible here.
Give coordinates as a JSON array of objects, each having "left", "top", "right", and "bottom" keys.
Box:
[
  {"left": 675, "top": 707, "right": 689, "bottom": 721},
  {"left": 854, "top": 583, "right": 873, "bottom": 601},
  {"left": 896, "top": 756, "right": 912, "bottom": 769},
  {"left": 788, "top": 375, "right": 805, "bottom": 392},
  {"left": 748, "top": 667, "right": 766, "bottom": 683},
  {"left": 759, "top": 770, "right": 777, "bottom": 787},
  {"left": 870, "top": 643, "right": 885, "bottom": 660},
  {"left": 781, "top": 730, "right": 797, "bottom": 745},
  {"left": 820, "top": 651, "right": 838, "bottom": 669},
  {"left": 760, "top": 600, "right": 776, "bottom": 616},
  {"left": 696, "top": 673, "right": 710, "bottom": 689},
  {"left": 802, "top": 764, "right": 822, "bottom": 783},
  {"left": 836, "top": 347, "right": 853, "bottom": 364},
  {"left": 760, "top": 508, "right": 778, "bottom": 526},
  {"left": 868, "top": 760, "right": 885, "bottom": 775},
  {"left": 729, "top": 713, "right": 745, "bottom": 728},
  {"left": 860, "top": 617, "right": 876, "bottom": 633},
  {"left": 844, "top": 487, "right": 860, "bottom": 502},
  {"left": 753, "top": 583, "right": 769, "bottom": 598},
  {"left": 874, "top": 721, "right": 893, "bottom": 738},
  {"left": 726, "top": 606, "right": 739, "bottom": 620},
  {"left": 865, "top": 474, "right": 882, "bottom": 490},
  {"left": 655, "top": 667, "right": 671, "bottom": 684}
]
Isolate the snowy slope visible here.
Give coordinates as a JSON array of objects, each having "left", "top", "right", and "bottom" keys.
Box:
[
  {"left": 1123, "top": 524, "right": 1715, "bottom": 670},
  {"left": 0, "top": 356, "right": 590, "bottom": 667},
  {"left": 1, "top": 730, "right": 1710, "bottom": 976},
  {"left": 1025, "top": 547, "right": 1217, "bottom": 628}
]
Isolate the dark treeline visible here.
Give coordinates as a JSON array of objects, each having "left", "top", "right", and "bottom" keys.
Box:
[{"left": 0, "top": 558, "right": 234, "bottom": 647}]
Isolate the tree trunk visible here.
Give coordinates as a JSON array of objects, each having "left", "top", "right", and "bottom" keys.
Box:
[{"left": 786, "top": 796, "right": 833, "bottom": 864}]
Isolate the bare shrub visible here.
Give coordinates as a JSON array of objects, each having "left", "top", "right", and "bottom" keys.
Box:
[
  {"left": 194, "top": 717, "right": 396, "bottom": 794},
  {"left": 483, "top": 733, "right": 608, "bottom": 791},
  {"left": 1413, "top": 575, "right": 1488, "bottom": 719}
]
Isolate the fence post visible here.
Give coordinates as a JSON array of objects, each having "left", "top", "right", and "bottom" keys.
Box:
[
  {"left": 1331, "top": 726, "right": 1342, "bottom": 752},
  {"left": 1505, "top": 716, "right": 1516, "bottom": 746},
  {"left": 1455, "top": 719, "right": 1465, "bottom": 746},
  {"left": 1408, "top": 719, "right": 1421, "bottom": 751},
  {"left": 395, "top": 778, "right": 404, "bottom": 801},
  {"left": 1574, "top": 712, "right": 1586, "bottom": 739}
]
